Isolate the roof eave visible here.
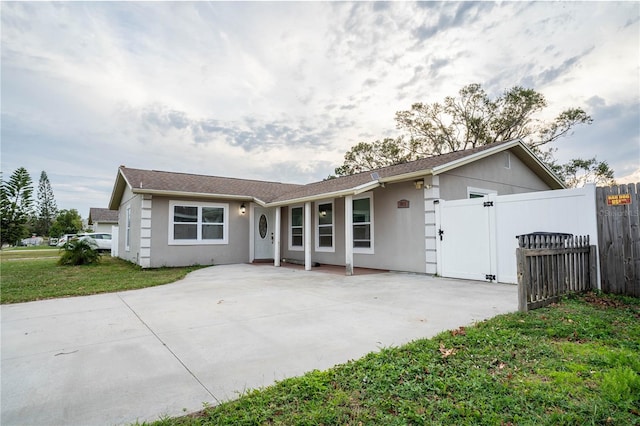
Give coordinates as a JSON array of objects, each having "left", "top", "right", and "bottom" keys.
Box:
[
  {"left": 130, "top": 188, "right": 266, "bottom": 204},
  {"left": 511, "top": 143, "right": 566, "bottom": 189},
  {"left": 267, "top": 181, "right": 381, "bottom": 207},
  {"left": 108, "top": 169, "right": 130, "bottom": 210},
  {"left": 379, "top": 169, "right": 434, "bottom": 184}
]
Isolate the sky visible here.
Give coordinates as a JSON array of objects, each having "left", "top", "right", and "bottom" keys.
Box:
[{"left": 2, "top": 1, "right": 639, "bottom": 219}]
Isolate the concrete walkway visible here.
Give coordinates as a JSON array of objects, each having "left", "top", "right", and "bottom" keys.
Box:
[{"left": 1, "top": 264, "right": 517, "bottom": 425}]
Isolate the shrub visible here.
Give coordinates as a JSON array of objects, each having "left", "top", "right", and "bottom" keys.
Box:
[{"left": 58, "top": 238, "right": 101, "bottom": 266}]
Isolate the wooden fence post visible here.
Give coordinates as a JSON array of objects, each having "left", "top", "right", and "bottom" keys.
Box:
[
  {"left": 517, "top": 248, "right": 528, "bottom": 312},
  {"left": 589, "top": 245, "right": 597, "bottom": 291}
]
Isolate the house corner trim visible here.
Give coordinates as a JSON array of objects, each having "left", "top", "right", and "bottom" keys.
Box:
[{"left": 139, "top": 195, "right": 152, "bottom": 268}]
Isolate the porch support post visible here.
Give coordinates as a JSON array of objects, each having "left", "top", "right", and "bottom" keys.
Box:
[
  {"left": 304, "top": 201, "right": 312, "bottom": 270},
  {"left": 345, "top": 195, "right": 353, "bottom": 276},
  {"left": 274, "top": 207, "right": 281, "bottom": 267}
]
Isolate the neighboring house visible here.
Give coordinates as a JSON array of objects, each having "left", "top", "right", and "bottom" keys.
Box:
[
  {"left": 108, "top": 139, "right": 564, "bottom": 274},
  {"left": 88, "top": 208, "right": 119, "bottom": 233}
]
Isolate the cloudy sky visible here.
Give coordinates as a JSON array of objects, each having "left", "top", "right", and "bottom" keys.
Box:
[{"left": 2, "top": 1, "right": 639, "bottom": 218}]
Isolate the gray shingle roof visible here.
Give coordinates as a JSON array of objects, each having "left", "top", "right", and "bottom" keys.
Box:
[
  {"left": 88, "top": 207, "right": 119, "bottom": 224},
  {"left": 270, "top": 141, "right": 515, "bottom": 202},
  {"left": 113, "top": 139, "right": 560, "bottom": 207},
  {"left": 119, "top": 168, "right": 303, "bottom": 203}
]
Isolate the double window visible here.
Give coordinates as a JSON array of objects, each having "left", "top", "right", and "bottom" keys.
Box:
[
  {"left": 169, "top": 201, "right": 228, "bottom": 244},
  {"left": 353, "top": 194, "right": 373, "bottom": 253},
  {"left": 316, "top": 201, "right": 334, "bottom": 252}
]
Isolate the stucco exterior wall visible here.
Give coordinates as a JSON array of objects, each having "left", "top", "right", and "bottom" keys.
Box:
[
  {"left": 279, "top": 181, "right": 426, "bottom": 273},
  {"left": 92, "top": 222, "right": 116, "bottom": 234},
  {"left": 148, "top": 196, "right": 250, "bottom": 268},
  {"left": 117, "top": 186, "right": 142, "bottom": 265},
  {"left": 439, "top": 151, "right": 551, "bottom": 200}
]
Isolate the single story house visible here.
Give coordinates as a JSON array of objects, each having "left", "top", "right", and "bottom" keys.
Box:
[
  {"left": 108, "top": 139, "right": 564, "bottom": 274},
  {"left": 88, "top": 208, "right": 119, "bottom": 233}
]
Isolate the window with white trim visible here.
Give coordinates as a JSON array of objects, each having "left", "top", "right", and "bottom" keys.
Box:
[
  {"left": 125, "top": 206, "right": 131, "bottom": 251},
  {"left": 169, "top": 201, "right": 228, "bottom": 245},
  {"left": 289, "top": 205, "right": 303, "bottom": 251},
  {"left": 315, "top": 201, "right": 334, "bottom": 252},
  {"left": 353, "top": 193, "right": 374, "bottom": 254},
  {"left": 467, "top": 187, "right": 497, "bottom": 199},
  {"left": 504, "top": 152, "right": 511, "bottom": 169}
]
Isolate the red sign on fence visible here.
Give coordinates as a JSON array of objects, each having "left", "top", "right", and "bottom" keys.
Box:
[{"left": 607, "top": 194, "right": 632, "bottom": 206}]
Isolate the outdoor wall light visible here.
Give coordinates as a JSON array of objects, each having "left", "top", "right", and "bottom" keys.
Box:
[
  {"left": 414, "top": 180, "right": 424, "bottom": 190},
  {"left": 240, "top": 203, "right": 246, "bottom": 215}
]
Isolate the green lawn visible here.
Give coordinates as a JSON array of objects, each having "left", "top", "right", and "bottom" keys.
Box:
[
  {"left": 143, "top": 293, "right": 640, "bottom": 426},
  {"left": 0, "top": 250, "right": 204, "bottom": 304}
]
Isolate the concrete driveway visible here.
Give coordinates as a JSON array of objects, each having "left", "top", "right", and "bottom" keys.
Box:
[{"left": 1, "top": 264, "right": 517, "bottom": 425}]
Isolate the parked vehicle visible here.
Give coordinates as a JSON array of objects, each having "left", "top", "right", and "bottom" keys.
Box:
[
  {"left": 77, "top": 233, "right": 112, "bottom": 252},
  {"left": 56, "top": 234, "right": 77, "bottom": 247},
  {"left": 49, "top": 238, "right": 59, "bottom": 246},
  {"left": 19, "top": 236, "right": 44, "bottom": 246}
]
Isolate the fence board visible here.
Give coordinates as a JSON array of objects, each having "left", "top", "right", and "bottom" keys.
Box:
[
  {"left": 628, "top": 184, "right": 640, "bottom": 296},
  {"left": 596, "top": 183, "right": 640, "bottom": 297},
  {"left": 517, "top": 234, "right": 595, "bottom": 312}
]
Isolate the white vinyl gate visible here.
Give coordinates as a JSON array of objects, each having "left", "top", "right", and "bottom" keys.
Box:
[
  {"left": 436, "top": 197, "right": 496, "bottom": 281},
  {"left": 435, "top": 185, "right": 599, "bottom": 284}
]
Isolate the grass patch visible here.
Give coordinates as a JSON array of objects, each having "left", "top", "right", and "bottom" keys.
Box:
[
  {"left": 1, "top": 252, "right": 204, "bottom": 304},
  {"left": 141, "top": 293, "right": 640, "bottom": 426},
  {"left": 0, "top": 247, "right": 60, "bottom": 259}
]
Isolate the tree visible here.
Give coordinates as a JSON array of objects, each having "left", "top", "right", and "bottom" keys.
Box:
[
  {"left": 1, "top": 167, "right": 34, "bottom": 246},
  {"left": 49, "top": 209, "right": 83, "bottom": 238},
  {"left": 560, "top": 158, "right": 616, "bottom": 188},
  {"left": 35, "top": 171, "right": 58, "bottom": 236},
  {"left": 334, "top": 84, "right": 614, "bottom": 187}
]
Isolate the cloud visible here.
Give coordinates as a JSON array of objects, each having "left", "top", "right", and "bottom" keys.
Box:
[
  {"left": 413, "top": 2, "right": 494, "bottom": 42},
  {"left": 536, "top": 47, "right": 595, "bottom": 86},
  {"left": 553, "top": 99, "right": 640, "bottom": 180},
  {"left": 1, "top": 1, "right": 638, "bottom": 218},
  {"left": 133, "top": 103, "right": 347, "bottom": 152}
]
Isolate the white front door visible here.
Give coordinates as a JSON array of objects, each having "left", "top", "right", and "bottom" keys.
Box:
[{"left": 254, "top": 206, "right": 275, "bottom": 260}]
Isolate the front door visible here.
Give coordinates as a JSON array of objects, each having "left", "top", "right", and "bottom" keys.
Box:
[{"left": 254, "top": 206, "right": 275, "bottom": 260}]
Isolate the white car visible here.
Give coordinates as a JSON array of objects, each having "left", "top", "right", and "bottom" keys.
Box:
[
  {"left": 77, "top": 233, "right": 112, "bottom": 252},
  {"left": 56, "top": 234, "right": 77, "bottom": 247}
]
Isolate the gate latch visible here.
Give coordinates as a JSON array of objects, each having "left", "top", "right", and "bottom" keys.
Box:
[
  {"left": 483, "top": 201, "right": 494, "bottom": 207},
  {"left": 485, "top": 274, "right": 496, "bottom": 281},
  {"left": 438, "top": 229, "right": 444, "bottom": 241}
]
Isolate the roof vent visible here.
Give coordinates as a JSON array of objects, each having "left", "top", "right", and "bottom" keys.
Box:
[{"left": 370, "top": 172, "right": 380, "bottom": 180}]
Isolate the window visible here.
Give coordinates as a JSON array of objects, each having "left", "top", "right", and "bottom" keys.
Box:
[
  {"left": 504, "top": 152, "right": 511, "bottom": 169},
  {"left": 125, "top": 207, "right": 131, "bottom": 251},
  {"left": 289, "top": 206, "right": 303, "bottom": 250},
  {"left": 169, "top": 201, "right": 228, "bottom": 245},
  {"left": 315, "top": 201, "right": 334, "bottom": 252},
  {"left": 467, "top": 187, "right": 497, "bottom": 199},
  {"left": 353, "top": 194, "right": 374, "bottom": 254}
]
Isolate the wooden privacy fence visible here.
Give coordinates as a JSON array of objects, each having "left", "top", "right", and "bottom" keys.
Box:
[
  {"left": 596, "top": 183, "right": 640, "bottom": 297},
  {"left": 516, "top": 234, "right": 597, "bottom": 312}
]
